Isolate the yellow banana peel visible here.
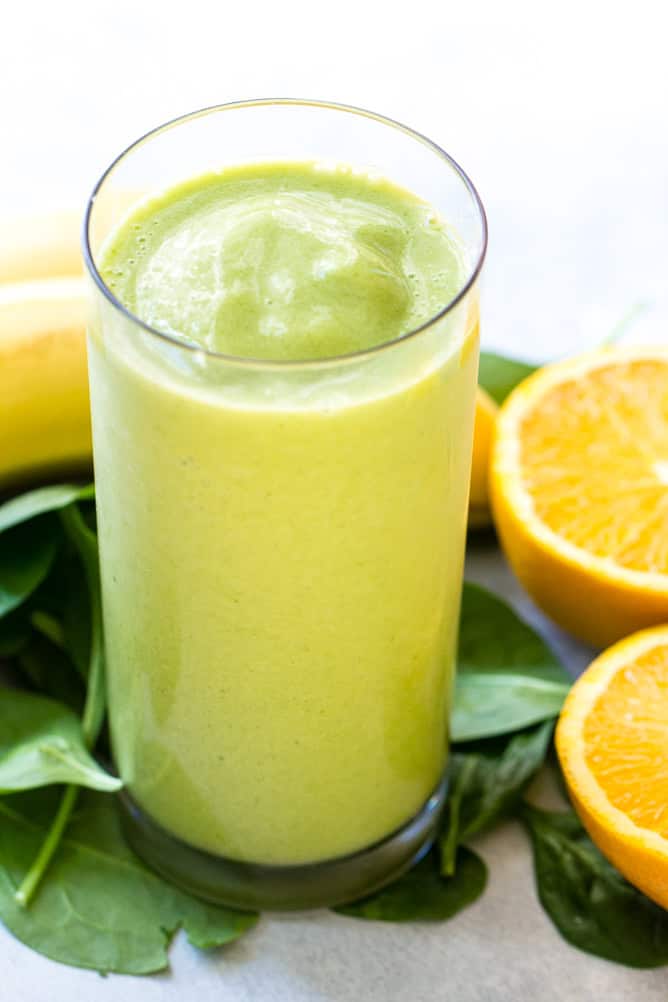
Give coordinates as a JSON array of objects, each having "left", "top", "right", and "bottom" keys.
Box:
[
  {"left": 0, "top": 211, "right": 84, "bottom": 284},
  {"left": 0, "top": 207, "right": 497, "bottom": 521},
  {"left": 0, "top": 277, "right": 92, "bottom": 489}
]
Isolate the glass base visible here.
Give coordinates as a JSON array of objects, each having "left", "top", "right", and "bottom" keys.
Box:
[{"left": 118, "top": 775, "right": 447, "bottom": 911}]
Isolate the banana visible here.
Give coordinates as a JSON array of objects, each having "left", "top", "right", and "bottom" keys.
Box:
[
  {"left": 0, "top": 249, "right": 496, "bottom": 523},
  {"left": 0, "top": 193, "right": 144, "bottom": 285},
  {"left": 0, "top": 211, "right": 83, "bottom": 283},
  {"left": 0, "top": 277, "right": 92, "bottom": 489}
]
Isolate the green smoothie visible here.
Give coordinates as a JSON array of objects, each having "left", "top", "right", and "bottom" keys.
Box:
[{"left": 90, "top": 162, "right": 479, "bottom": 864}]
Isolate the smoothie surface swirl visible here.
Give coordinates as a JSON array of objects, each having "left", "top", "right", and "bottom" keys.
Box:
[{"left": 100, "top": 162, "right": 467, "bottom": 361}]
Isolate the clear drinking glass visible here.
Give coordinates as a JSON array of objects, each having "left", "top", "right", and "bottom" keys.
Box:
[{"left": 83, "top": 99, "right": 487, "bottom": 910}]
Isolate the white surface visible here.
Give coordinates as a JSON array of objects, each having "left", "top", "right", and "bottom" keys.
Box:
[{"left": 2, "top": 1, "right": 668, "bottom": 998}]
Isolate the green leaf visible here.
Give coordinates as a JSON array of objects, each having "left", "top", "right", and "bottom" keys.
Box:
[
  {"left": 0, "top": 485, "right": 94, "bottom": 535},
  {"left": 61, "top": 563, "right": 92, "bottom": 678},
  {"left": 58, "top": 505, "right": 104, "bottom": 744},
  {"left": 439, "top": 755, "right": 478, "bottom": 876},
  {"left": 30, "top": 611, "right": 66, "bottom": 650},
  {"left": 459, "top": 583, "right": 570, "bottom": 685},
  {"left": 0, "top": 790, "right": 258, "bottom": 974},
  {"left": 0, "top": 519, "right": 60, "bottom": 618},
  {"left": 455, "top": 722, "right": 554, "bottom": 838},
  {"left": 452, "top": 673, "right": 569, "bottom": 742},
  {"left": 0, "top": 613, "right": 30, "bottom": 658},
  {"left": 333, "top": 846, "right": 487, "bottom": 922},
  {"left": 17, "top": 635, "right": 85, "bottom": 715},
  {"left": 478, "top": 351, "right": 538, "bottom": 405},
  {"left": 14, "top": 504, "right": 106, "bottom": 906},
  {"left": 0, "top": 689, "right": 120, "bottom": 793},
  {"left": 440, "top": 722, "right": 554, "bottom": 874},
  {"left": 29, "top": 546, "right": 92, "bottom": 680},
  {"left": 521, "top": 804, "right": 668, "bottom": 968}
]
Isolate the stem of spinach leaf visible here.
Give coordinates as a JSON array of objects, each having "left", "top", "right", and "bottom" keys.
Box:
[
  {"left": 440, "top": 756, "right": 479, "bottom": 877},
  {"left": 12, "top": 785, "right": 79, "bottom": 906},
  {"left": 30, "top": 610, "right": 66, "bottom": 650},
  {"left": 14, "top": 504, "right": 105, "bottom": 907},
  {"left": 62, "top": 506, "right": 105, "bottom": 748}
]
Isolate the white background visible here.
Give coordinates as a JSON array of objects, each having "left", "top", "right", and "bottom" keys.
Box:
[
  {"left": 2, "top": 2, "right": 668, "bottom": 999},
  {"left": 3, "top": 0, "right": 667, "bottom": 360}
]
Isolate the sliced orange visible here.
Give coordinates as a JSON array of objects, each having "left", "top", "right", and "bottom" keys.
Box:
[
  {"left": 491, "top": 346, "right": 668, "bottom": 647},
  {"left": 556, "top": 626, "right": 668, "bottom": 909},
  {"left": 468, "top": 387, "right": 497, "bottom": 529}
]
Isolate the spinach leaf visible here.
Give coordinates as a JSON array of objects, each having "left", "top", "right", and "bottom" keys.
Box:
[
  {"left": 439, "top": 755, "right": 479, "bottom": 876},
  {"left": 459, "top": 583, "right": 570, "bottom": 685},
  {"left": 455, "top": 722, "right": 554, "bottom": 838},
  {"left": 0, "top": 519, "right": 60, "bottom": 619},
  {"left": 59, "top": 505, "right": 105, "bottom": 740},
  {"left": 17, "top": 634, "right": 85, "bottom": 715},
  {"left": 522, "top": 804, "right": 668, "bottom": 968},
  {"left": 440, "top": 722, "right": 554, "bottom": 875},
  {"left": 0, "top": 612, "right": 30, "bottom": 658},
  {"left": 60, "top": 561, "right": 91, "bottom": 678},
  {"left": 452, "top": 673, "right": 569, "bottom": 742},
  {"left": 0, "top": 789, "right": 257, "bottom": 974},
  {"left": 478, "top": 351, "right": 538, "bottom": 405},
  {"left": 29, "top": 545, "right": 92, "bottom": 680},
  {"left": 14, "top": 503, "right": 106, "bottom": 906},
  {"left": 333, "top": 846, "right": 487, "bottom": 922},
  {"left": 30, "top": 611, "right": 66, "bottom": 650},
  {"left": 0, "top": 689, "right": 120, "bottom": 793},
  {"left": 0, "top": 484, "right": 94, "bottom": 535}
]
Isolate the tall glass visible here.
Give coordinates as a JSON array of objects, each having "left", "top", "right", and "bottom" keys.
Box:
[{"left": 83, "top": 100, "right": 486, "bottom": 910}]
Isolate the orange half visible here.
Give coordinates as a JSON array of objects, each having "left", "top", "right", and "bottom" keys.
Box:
[
  {"left": 491, "top": 346, "right": 668, "bottom": 647},
  {"left": 556, "top": 626, "right": 668, "bottom": 908}
]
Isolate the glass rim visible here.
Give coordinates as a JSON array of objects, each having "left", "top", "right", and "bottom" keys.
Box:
[{"left": 82, "top": 97, "right": 488, "bottom": 370}]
